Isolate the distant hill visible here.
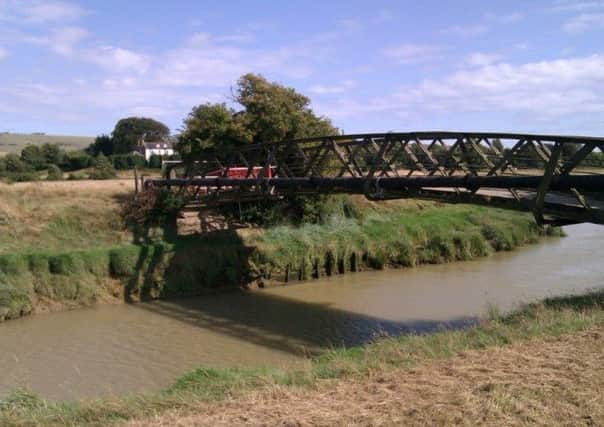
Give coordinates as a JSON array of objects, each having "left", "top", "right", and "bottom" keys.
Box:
[{"left": 0, "top": 132, "right": 95, "bottom": 155}]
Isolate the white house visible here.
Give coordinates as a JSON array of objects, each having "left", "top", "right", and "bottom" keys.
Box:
[{"left": 137, "top": 141, "right": 175, "bottom": 161}]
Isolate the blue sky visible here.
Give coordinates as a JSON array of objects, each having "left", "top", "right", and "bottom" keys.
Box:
[{"left": 1, "top": 0, "right": 603, "bottom": 136}]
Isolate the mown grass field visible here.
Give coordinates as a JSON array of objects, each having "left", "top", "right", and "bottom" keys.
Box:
[
  {"left": 0, "top": 290, "right": 601, "bottom": 426},
  {"left": 0, "top": 133, "right": 94, "bottom": 155}
]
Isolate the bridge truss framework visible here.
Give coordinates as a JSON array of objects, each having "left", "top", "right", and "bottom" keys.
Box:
[{"left": 150, "top": 132, "right": 604, "bottom": 226}]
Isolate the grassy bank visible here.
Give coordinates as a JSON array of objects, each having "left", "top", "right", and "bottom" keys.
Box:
[
  {"left": 1, "top": 290, "right": 602, "bottom": 426},
  {"left": 0, "top": 192, "right": 560, "bottom": 321},
  {"left": 251, "top": 199, "right": 562, "bottom": 282}
]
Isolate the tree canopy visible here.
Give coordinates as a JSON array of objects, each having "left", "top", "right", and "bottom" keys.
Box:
[
  {"left": 178, "top": 73, "right": 337, "bottom": 159},
  {"left": 178, "top": 103, "right": 251, "bottom": 159},
  {"left": 111, "top": 117, "right": 170, "bottom": 154},
  {"left": 87, "top": 134, "right": 114, "bottom": 156}
]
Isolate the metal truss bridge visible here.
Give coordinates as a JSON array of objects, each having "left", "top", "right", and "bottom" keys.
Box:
[{"left": 148, "top": 132, "right": 604, "bottom": 226}]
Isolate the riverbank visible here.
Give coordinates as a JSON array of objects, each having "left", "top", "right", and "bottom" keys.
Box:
[
  {"left": 0, "top": 181, "right": 561, "bottom": 321},
  {"left": 1, "top": 290, "right": 602, "bottom": 426}
]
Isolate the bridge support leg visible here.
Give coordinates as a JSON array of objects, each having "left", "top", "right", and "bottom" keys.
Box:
[{"left": 533, "top": 143, "right": 562, "bottom": 226}]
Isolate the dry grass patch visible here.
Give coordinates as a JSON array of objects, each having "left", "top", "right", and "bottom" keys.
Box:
[
  {"left": 0, "top": 180, "right": 133, "bottom": 253},
  {"left": 129, "top": 328, "right": 604, "bottom": 427}
]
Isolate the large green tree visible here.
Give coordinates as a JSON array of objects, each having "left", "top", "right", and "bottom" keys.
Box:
[
  {"left": 235, "top": 73, "right": 336, "bottom": 143},
  {"left": 112, "top": 117, "right": 170, "bottom": 154},
  {"left": 178, "top": 74, "right": 337, "bottom": 159},
  {"left": 178, "top": 103, "right": 251, "bottom": 159}
]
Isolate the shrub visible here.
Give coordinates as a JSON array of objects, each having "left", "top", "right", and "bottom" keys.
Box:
[
  {"left": 4, "top": 153, "right": 29, "bottom": 173},
  {"left": 0, "top": 283, "right": 32, "bottom": 320},
  {"left": 67, "top": 171, "right": 88, "bottom": 180},
  {"left": 121, "top": 189, "right": 185, "bottom": 230},
  {"left": 147, "top": 154, "right": 163, "bottom": 169},
  {"left": 89, "top": 154, "right": 117, "bottom": 179},
  {"left": 110, "top": 154, "right": 147, "bottom": 170},
  {"left": 62, "top": 152, "right": 92, "bottom": 171},
  {"left": 111, "top": 154, "right": 130, "bottom": 170},
  {"left": 4, "top": 171, "right": 39, "bottom": 182},
  {"left": 20, "top": 145, "right": 46, "bottom": 170},
  {"left": 46, "top": 164, "right": 63, "bottom": 181}
]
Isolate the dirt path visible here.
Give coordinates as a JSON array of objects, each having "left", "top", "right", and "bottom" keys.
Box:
[{"left": 128, "top": 328, "right": 604, "bottom": 426}]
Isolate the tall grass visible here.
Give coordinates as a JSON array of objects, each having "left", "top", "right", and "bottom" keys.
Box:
[
  {"left": 1, "top": 290, "right": 601, "bottom": 426},
  {"left": 251, "top": 204, "right": 561, "bottom": 282}
]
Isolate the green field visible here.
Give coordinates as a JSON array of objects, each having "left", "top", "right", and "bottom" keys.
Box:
[{"left": 0, "top": 133, "right": 94, "bottom": 155}]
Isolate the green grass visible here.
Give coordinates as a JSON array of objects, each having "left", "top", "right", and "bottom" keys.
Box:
[
  {"left": 1, "top": 290, "right": 601, "bottom": 426},
  {"left": 0, "top": 133, "right": 94, "bottom": 155}
]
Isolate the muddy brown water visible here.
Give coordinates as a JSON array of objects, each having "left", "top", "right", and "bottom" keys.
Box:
[{"left": 0, "top": 223, "right": 602, "bottom": 401}]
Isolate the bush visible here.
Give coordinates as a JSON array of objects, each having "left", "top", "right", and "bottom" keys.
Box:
[
  {"left": 46, "top": 164, "right": 63, "bottom": 181},
  {"left": 20, "top": 145, "right": 46, "bottom": 170},
  {"left": 121, "top": 189, "right": 185, "bottom": 229},
  {"left": 111, "top": 154, "right": 130, "bottom": 170},
  {"left": 147, "top": 154, "right": 163, "bottom": 169},
  {"left": 89, "top": 154, "right": 117, "bottom": 179},
  {"left": 67, "top": 171, "right": 88, "bottom": 180},
  {"left": 4, "top": 171, "right": 39, "bottom": 182},
  {"left": 110, "top": 154, "right": 146, "bottom": 170},
  {"left": 62, "top": 152, "right": 92, "bottom": 171},
  {"left": 130, "top": 155, "right": 147, "bottom": 169},
  {"left": 42, "top": 143, "right": 65, "bottom": 166},
  {"left": 4, "top": 153, "right": 29, "bottom": 173}
]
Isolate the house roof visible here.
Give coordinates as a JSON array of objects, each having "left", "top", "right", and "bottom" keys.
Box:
[{"left": 142, "top": 141, "right": 174, "bottom": 150}]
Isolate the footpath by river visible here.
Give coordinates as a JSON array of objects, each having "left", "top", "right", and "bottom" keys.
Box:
[{"left": 0, "top": 223, "right": 602, "bottom": 401}]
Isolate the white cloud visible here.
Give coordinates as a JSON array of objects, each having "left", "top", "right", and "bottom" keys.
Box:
[
  {"left": 0, "top": 1, "right": 85, "bottom": 23},
  {"left": 465, "top": 52, "right": 503, "bottom": 67},
  {"left": 23, "top": 1, "right": 84, "bottom": 23},
  {"left": 156, "top": 41, "right": 316, "bottom": 87},
  {"left": 188, "top": 32, "right": 211, "bottom": 45},
  {"left": 7, "top": 25, "right": 88, "bottom": 56},
  {"left": 382, "top": 44, "right": 442, "bottom": 64},
  {"left": 188, "top": 31, "right": 255, "bottom": 46},
  {"left": 442, "top": 24, "right": 488, "bottom": 37},
  {"left": 85, "top": 46, "right": 151, "bottom": 73},
  {"left": 404, "top": 54, "right": 604, "bottom": 117},
  {"left": 563, "top": 13, "right": 604, "bottom": 32},
  {"left": 215, "top": 33, "right": 255, "bottom": 44},
  {"left": 0, "top": 47, "right": 7, "bottom": 61},
  {"left": 309, "top": 80, "right": 357, "bottom": 95},
  {"left": 48, "top": 26, "right": 87, "bottom": 55},
  {"left": 318, "top": 55, "right": 604, "bottom": 122}
]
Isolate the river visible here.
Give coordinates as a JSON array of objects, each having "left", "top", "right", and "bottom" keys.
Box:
[{"left": 0, "top": 223, "right": 602, "bottom": 401}]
